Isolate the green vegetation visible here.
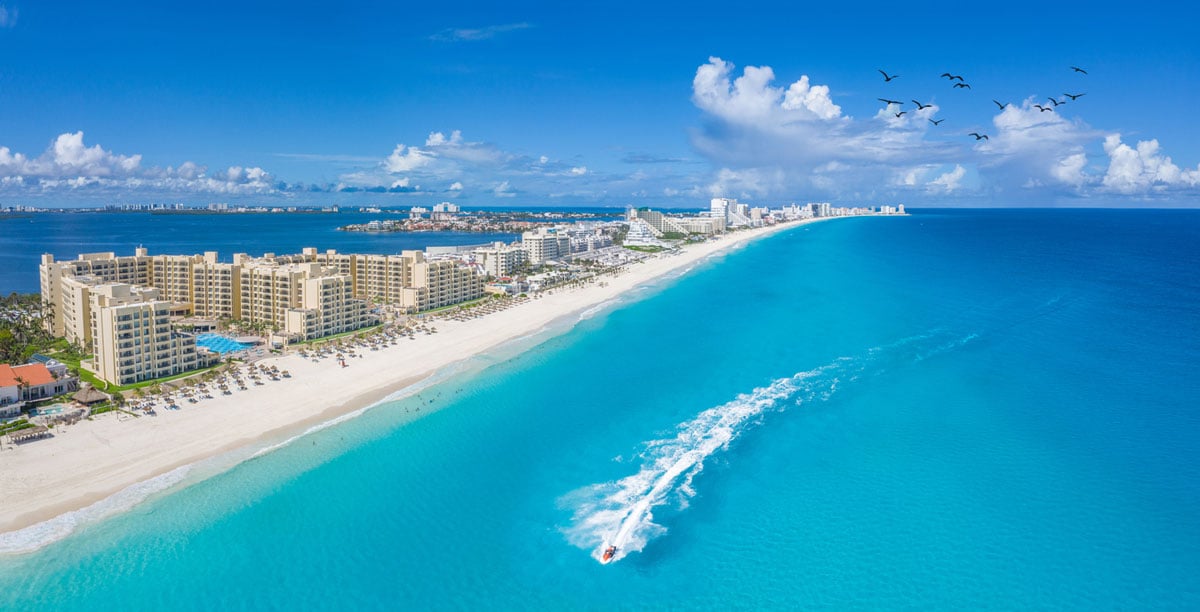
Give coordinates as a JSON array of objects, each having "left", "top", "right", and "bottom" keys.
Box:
[
  {"left": 419, "top": 295, "right": 498, "bottom": 315},
  {"left": 659, "top": 231, "right": 688, "bottom": 240},
  {"left": 295, "top": 324, "right": 384, "bottom": 347},
  {"left": 0, "top": 292, "right": 58, "bottom": 365},
  {"left": 0, "top": 418, "right": 35, "bottom": 435},
  {"left": 624, "top": 245, "right": 665, "bottom": 253}
]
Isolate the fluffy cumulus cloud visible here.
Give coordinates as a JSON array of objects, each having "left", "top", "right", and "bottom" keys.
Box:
[
  {"left": 690, "top": 58, "right": 1200, "bottom": 204},
  {"left": 1101, "top": 135, "right": 1200, "bottom": 194},
  {"left": 689, "top": 57, "right": 965, "bottom": 200},
  {"left": 0, "top": 131, "right": 280, "bottom": 197},
  {"left": 928, "top": 165, "right": 966, "bottom": 192}
]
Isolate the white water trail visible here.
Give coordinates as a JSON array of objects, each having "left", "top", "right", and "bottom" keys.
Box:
[{"left": 565, "top": 331, "right": 976, "bottom": 564}]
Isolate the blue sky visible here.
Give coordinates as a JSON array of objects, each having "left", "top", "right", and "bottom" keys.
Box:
[{"left": 0, "top": 0, "right": 1197, "bottom": 207}]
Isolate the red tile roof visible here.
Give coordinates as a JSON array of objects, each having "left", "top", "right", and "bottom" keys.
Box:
[{"left": 0, "top": 363, "right": 55, "bottom": 388}]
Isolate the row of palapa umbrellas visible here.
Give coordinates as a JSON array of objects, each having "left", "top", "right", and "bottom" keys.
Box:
[
  {"left": 131, "top": 363, "right": 292, "bottom": 413},
  {"left": 442, "top": 294, "right": 531, "bottom": 323},
  {"left": 295, "top": 322, "right": 438, "bottom": 363}
]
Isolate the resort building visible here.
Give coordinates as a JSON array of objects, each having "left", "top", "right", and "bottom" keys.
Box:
[
  {"left": 398, "top": 251, "right": 486, "bottom": 312},
  {"left": 627, "top": 208, "right": 726, "bottom": 237},
  {"left": 0, "top": 362, "right": 75, "bottom": 418},
  {"left": 670, "top": 216, "right": 725, "bottom": 235},
  {"left": 473, "top": 242, "right": 528, "bottom": 277},
  {"left": 88, "top": 283, "right": 218, "bottom": 386},
  {"left": 40, "top": 245, "right": 483, "bottom": 382},
  {"left": 623, "top": 218, "right": 662, "bottom": 246},
  {"left": 521, "top": 227, "right": 572, "bottom": 264},
  {"left": 710, "top": 197, "right": 753, "bottom": 227}
]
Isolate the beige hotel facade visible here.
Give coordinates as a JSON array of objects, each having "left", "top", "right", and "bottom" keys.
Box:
[{"left": 41, "top": 247, "right": 484, "bottom": 384}]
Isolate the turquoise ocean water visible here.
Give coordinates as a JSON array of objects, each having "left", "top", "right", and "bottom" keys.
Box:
[{"left": 1, "top": 210, "right": 1198, "bottom": 609}]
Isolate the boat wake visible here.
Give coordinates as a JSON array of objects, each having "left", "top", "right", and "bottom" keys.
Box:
[{"left": 563, "top": 331, "right": 975, "bottom": 564}]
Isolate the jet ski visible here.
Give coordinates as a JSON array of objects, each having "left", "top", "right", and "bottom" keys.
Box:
[{"left": 601, "top": 545, "right": 617, "bottom": 563}]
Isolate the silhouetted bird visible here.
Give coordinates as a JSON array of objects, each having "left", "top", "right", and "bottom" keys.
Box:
[
  {"left": 953, "top": 82, "right": 971, "bottom": 89},
  {"left": 912, "top": 100, "right": 932, "bottom": 110},
  {"left": 1033, "top": 104, "right": 1053, "bottom": 112},
  {"left": 969, "top": 133, "right": 989, "bottom": 140},
  {"left": 1048, "top": 97, "right": 1064, "bottom": 106},
  {"left": 895, "top": 112, "right": 907, "bottom": 118},
  {"left": 1071, "top": 66, "right": 1088, "bottom": 74},
  {"left": 929, "top": 119, "right": 944, "bottom": 126},
  {"left": 878, "top": 70, "right": 899, "bottom": 82},
  {"left": 877, "top": 98, "right": 903, "bottom": 105},
  {"left": 1064, "top": 92, "right": 1086, "bottom": 100},
  {"left": 992, "top": 99, "right": 1007, "bottom": 109},
  {"left": 941, "top": 73, "right": 965, "bottom": 81}
]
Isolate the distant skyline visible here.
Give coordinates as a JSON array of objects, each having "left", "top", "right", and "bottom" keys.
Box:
[{"left": 1, "top": 1, "right": 1197, "bottom": 208}]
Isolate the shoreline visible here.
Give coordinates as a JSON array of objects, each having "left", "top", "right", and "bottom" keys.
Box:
[{"left": 0, "top": 217, "right": 838, "bottom": 552}]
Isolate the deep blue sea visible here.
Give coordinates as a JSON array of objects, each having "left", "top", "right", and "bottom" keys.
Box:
[
  {"left": 0, "top": 211, "right": 523, "bottom": 293},
  {"left": 1, "top": 210, "right": 1198, "bottom": 609}
]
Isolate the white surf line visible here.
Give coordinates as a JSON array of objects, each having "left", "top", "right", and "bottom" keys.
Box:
[{"left": 0, "top": 465, "right": 193, "bottom": 556}]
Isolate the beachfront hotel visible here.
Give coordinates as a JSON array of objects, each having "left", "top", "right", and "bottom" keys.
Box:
[
  {"left": 40, "top": 246, "right": 484, "bottom": 384},
  {"left": 88, "top": 283, "right": 219, "bottom": 385},
  {"left": 627, "top": 208, "right": 727, "bottom": 236}
]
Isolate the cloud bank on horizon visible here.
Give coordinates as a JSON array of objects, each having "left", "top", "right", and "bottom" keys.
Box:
[
  {"left": 2, "top": 57, "right": 1198, "bottom": 207},
  {"left": 690, "top": 57, "right": 1200, "bottom": 203}
]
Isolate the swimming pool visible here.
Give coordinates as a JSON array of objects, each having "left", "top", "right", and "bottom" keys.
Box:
[
  {"left": 196, "top": 334, "right": 253, "bottom": 354},
  {"left": 33, "top": 403, "right": 69, "bottom": 416}
]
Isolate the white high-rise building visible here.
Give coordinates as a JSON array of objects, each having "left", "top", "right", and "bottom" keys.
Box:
[
  {"left": 474, "top": 242, "right": 528, "bottom": 277},
  {"left": 522, "top": 227, "right": 572, "bottom": 264},
  {"left": 710, "top": 197, "right": 752, "bottom": 227}
]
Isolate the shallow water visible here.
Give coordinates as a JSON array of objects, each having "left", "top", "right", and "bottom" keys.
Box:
[{"left": 2, "top": 210, "right": 1198, "bottom": 609}]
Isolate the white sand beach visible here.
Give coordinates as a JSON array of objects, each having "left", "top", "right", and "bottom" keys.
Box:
[{"left": 0, "top": 219, "right": 826, "bottom": 543}]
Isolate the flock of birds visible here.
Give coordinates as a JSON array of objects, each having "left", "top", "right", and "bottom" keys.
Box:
[{"left": 875, "top": 66, "right": 1088, "bottom": 141}]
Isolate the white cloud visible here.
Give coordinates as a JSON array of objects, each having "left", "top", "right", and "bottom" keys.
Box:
[
  {"left": 1101, "top": 134, "right": 1200, "bottom": 194},
  {"left": 781, "top": 75, "right": 842, "bottom": 120},
  {"left": 448, "top": 181, "right": 463, "bottom": 191},
  {"left": 492, "top": 180, "right": 516, "bottom": 198},
  {"left": 692, "top": 57, "right": 842, "bottom": 128},
  {"left": 689, "top": 58, "right": 1200, "bottom": 203},
  {"left": 1052, "top": 153, "right": 1089, "bottom": 188},
  {"left": 0, "top": 131, "right": 280, "bottom": 196},
  {"left": 569, "top": 166, "right": 587, "bottom": 176},
  {"left": 928, "top": 165, "right": 966, "bottom": 192},
  {"left": 384, "top": 143, "right": 432, "bottom": 173}
]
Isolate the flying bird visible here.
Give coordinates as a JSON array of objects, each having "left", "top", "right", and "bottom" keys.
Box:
[
  {"left": 1033, "top": 104, "right": 1053, "bottom": 112},
  {"left": 1071, "top": 66, "right": 1088, "bottom": 74},
  {"left": 1064, "top": 92, "right": 1086, "bottom": 100},
  {"left": 992, "top": 99, "right": 1007, "bottom": 109},
  {"left": 953, "top": 82, "right": 971, "bottom": 89},
  {"left": 940, "top": 73, "right": 965, "bottom": 81},
  {"left": 878, "top": 69, "right": 899, "bottom": 82},
  {"left": 912, "top": 100, "right": 932, "bottom": 110},
  {"left": 877, "top": 98, "right": 903, "bottom": 105},
  {"left": 1048, "top": 97, "right": 1064, "bottom": 106},
  {"left": 929, "top": 119, "right": 944, "bottom": 126},
  {"left": 969, "top": 133, "right": 989, "bottom": 140},
  {"left": 895, "top": 112, "right": 907, "bottom": 118}
]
